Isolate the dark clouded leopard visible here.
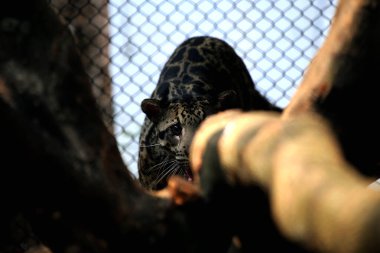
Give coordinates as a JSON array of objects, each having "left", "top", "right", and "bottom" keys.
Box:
[{"left": 138, "top": 36, "right": 281, "bottom": 190}]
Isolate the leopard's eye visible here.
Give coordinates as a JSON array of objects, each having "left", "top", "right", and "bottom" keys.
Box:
[
  {"left": 158, "top": 131, "right": 165, "bottom": 139},
  {"left": 170, "top": 123, "right": 182, "bottom": 136}
]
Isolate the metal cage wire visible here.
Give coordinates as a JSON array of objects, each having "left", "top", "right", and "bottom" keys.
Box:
[{"left": 49, "top": 0, "right": 337, "bottom": 177}]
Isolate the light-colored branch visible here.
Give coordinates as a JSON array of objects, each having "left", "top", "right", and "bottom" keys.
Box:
[{"left": 191, "top": 110, "right": 380, "bottom": 253}]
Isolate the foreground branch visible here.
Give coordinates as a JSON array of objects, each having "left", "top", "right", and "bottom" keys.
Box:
[{"left": 190, "top": 111, "right": 380, "bottom": 253}]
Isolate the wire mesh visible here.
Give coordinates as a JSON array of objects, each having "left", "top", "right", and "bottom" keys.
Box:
[{"left": 49, "top": 0, "right": 337, "bottom": 177}]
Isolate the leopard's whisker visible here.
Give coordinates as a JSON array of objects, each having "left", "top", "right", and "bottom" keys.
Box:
[
  {"left": 146, "top": 159, "right": 172, "bottom": 172},
  {"left": 152, "top": 161, "right": 178, "bottom": 187},
  {"left": 140, "top": 143, "right": 161, "bottom": 148}
]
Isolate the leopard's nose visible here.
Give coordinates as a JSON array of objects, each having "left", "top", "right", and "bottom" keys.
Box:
[{"left": 178, "top": 143, "right": 189, "bottom": 157}]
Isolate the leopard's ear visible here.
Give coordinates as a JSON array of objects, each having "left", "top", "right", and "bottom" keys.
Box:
[
  {"left": 141, "top": 99, "right": 161, "bottom": 123},
  {"left": 217, "top": 90, "right": 238, "bottom": 110}
]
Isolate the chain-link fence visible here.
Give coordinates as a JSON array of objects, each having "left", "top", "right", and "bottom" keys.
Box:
[{"left": 49, "top": 0, "right": 337, "bottom": 178}]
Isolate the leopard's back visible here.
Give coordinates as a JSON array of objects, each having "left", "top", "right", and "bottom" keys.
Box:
[
  {"left": 152, "top": 36, "right": 276, "bottom": 109},
  {"left": 138, "top": 36, "right": 280, "bottom": 190}
]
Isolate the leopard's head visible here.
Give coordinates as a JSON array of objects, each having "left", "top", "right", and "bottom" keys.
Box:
[{"left": 140, "top": 90, "right": 238, "bottom": 190}]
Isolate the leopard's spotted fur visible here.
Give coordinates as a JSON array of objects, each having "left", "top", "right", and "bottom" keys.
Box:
[{"left": 138, "top": 36, "right": 280, "bottom": 190}]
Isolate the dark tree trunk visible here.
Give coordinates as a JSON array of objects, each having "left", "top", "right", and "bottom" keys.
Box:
[{"left": 0, "top": 1, "right": 231, "bottom": 253}]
